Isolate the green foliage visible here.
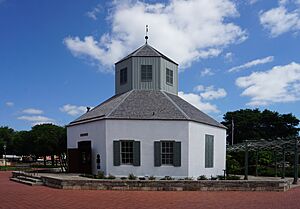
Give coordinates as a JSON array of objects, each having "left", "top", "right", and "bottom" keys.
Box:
[
  {"left": 0, "top": 126, "right": 15, "bottom": 155},
  {"left": 197, "top": 175, "right": 207, "bottom": 180},
  {"left": 148, "top": 175, "right": 156, "bottom": 180},
  {"left": 210, "top": 176, "right": 217, "bottom": 180},
  {"left": 128, "top": 173, "right": 137, "bottom": 180},
  {"left": 96, "top": 171, "right": 106, "bottom": 179},
  {"left": 120, "top": 177, "right": 127, "bottom": 180},
  {"left": 222, "top": 109, "right": 299, "bottom": 144},
  {"left": 226, "top": 154, "right": 241, "bottom": 175},
  {"left": 160, "top": 176, "right": 174, "bottom": 180},
  {"left": 217, "top": 175, "right": 225, "bottom": 180},
  {"left": 107, "top": 174, "right": 116, "bottom": 179}
]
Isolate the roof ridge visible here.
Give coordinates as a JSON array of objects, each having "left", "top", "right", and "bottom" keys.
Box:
[
  {"left": 161, "top": 91, "right": 191, "bottom": 120},
  {"left": 106, "top": 90, "right": 134, "bottom": 118}
]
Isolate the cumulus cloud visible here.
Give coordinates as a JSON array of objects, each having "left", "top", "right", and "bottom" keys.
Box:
[
  {"left": 18, "top": 115, "right": 55, "bottom": 125},
  {"left": 179, "top": 85, "right": 227, "bottom": 113},
  {"left": 259, "top": 1, "right": 300, "bottom": 37},
  {"left": 86, "top": 4, "right": 102, "bottom": 20},
  {"left": 200, "top": 68, "right": 214, "bottom": 77},
  {"left": 60, "top": 104, "right": 88, "bottom": 116},
  {"left": 194, "top": 85, "right": 227, "bottom": 100},
  {"left": 224, "top": 52, "right": 234, "bottom": 62},
  {"left": 228, "top": 56, "right": 274, "bottom": 72},
  {"left": 178, "top": 91, "right": 219, "bottom": 113},
  {"left": 22, "top": 108, "right": 43, "bottom": 115},
  {"left": 236, "top": 62, "right": 300, "bottom": 106},
  {"left": 5, "top": 101, "right": 14, "bottom": 107},
  {"left": 64, "top": 0, "right": 247, "bottom": 71}
]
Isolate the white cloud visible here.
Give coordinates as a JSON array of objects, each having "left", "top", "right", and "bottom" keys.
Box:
[
  {"left": 179, "top": 85, "right": 227, "bottom": 113},
  {"left": 86, "top": 4, "right": 102, "bottom": 20},
  {"left": 22, "top": 108, "right": 43, "bottom": 115},
  {"left": 236, "top": 62, "right": 300, "bottom": 106},
  {"left": 259, "top": 1, "right": 300, "bottom": 37},
  {"left": 60, "top": 104, "right": 87, "bottom": 116},
  {"left": 64, "top": 0, "right": 247, "bottom": 71},
  {"left": 224, "top": 52, "right": 233, "bottom": 62},
  {"left": 249, "top": 0, "right": 259, "bottom": 5},
  {"left": 178, "top": 91, "right": 219, "bottom": 113},
  {"left": 5, "top": 101, "right": 14, "bottom": 107},
  {"left": 228, "top": 56, "right": 274, "bottom": 72},
  {"left": 200, "top": 68, "right": 214, "bottom": 77},
  {"left": 194, "top": 85, "right": 227, "bottom": 100},
  {"left": 17, "top": 115, "right": 55, "bottom": 125}
]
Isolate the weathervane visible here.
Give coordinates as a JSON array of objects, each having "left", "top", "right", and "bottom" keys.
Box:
[{"left": 145, "top": 25, "right": 149, "bottom": 44}]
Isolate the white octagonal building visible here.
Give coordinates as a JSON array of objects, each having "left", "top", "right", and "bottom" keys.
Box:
[{"left": 67, "top": 42, "right": 226, "bottom": 178}]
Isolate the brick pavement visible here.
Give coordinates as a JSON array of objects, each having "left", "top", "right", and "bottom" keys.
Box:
[{"left": 0, "top": 171, "right": 299, "bottom": 209}]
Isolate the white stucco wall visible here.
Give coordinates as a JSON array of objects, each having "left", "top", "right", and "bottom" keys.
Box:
[
  {"left": 67, "top": 119, "right": 226, "bottom": 178},
  {"left": 188, "top": 121, "right": 226, "bottom": 178},
  {"left": 67, "top": 120, "right": 106, "bottom": 174},
  {"left": 105, "top": 120, "right": 189, "bottom": 177}
]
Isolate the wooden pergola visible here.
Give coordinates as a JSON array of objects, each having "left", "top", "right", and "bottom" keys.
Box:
[{"left": 227, "top": 137, "right": 300, "bottom": 184}]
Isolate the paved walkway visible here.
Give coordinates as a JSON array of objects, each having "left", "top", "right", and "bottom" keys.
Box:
[{"left": 1, "top": 171, "right": 300, "bottom": 209}]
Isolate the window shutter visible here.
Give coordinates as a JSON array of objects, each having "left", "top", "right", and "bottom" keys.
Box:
[
  {"left": 154, "top": 141, "right": 161, "bottom": 167},
  {"left": 205, "top": 135, "right": 214, "bottom": 168},
  {"left": 133, "top": 141, "right": 141, "bottom": 166},
  {"left": 173, "top": 141, "right": 181, "bottom": 167},
  {"left": 113, "top": 141, "right": 121, "bottom": 166}
]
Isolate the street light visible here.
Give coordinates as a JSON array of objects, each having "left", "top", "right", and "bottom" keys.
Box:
[{"left": 3, "top": 144, "right": 6, "bottom": 171}]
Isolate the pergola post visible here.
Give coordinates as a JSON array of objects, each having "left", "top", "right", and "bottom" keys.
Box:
[
  {"left": 255, "top": 150, "right": 259, "bottom": 176},
  {"left": 293, "top": 138, "right": 298, "bottom": 185},
  {"left": 281, "top": 147, "right": 286, "bottom": 179},
  {"left": 274, "top": 151, "right": 277, "bottom": 177},
  {"left": 244, "top": 141, "right": 248, "bottom": 180}
]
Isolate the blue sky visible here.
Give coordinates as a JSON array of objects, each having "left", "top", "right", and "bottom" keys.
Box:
[{"left": 1, "top": 0, "right": 300, "bottom": 130}]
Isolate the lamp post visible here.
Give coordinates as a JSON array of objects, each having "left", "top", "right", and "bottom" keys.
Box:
[{"left": 3, "top": 144, "right": 7, "bottom": 171}]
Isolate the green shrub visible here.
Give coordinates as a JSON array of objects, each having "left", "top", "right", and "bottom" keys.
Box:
[
  {"left": 139, "top": 177, "right": 146, "bottom": 180},
  {"left": 128, "top": 173, "right": 137, "bottom": 180},
  {"left": 120, "top": 177, "right": 127, "bottom": 180},
  {"left": 148, "top": 175, "right": 156, "bottom": 180},
  {"left": 197, "top": 175, "right": 207, "bottom": 180},
  {"left": 106, "top": 174, "right": 116, "bottom": 179},
  {"left": 96, "top": 171, "right": 105, "bottom": 179},
  {"left": 160, "top": 176, "right": 174, "bottom": 180},
  {"left": 217, "top": 175, "right": 225, "bottom": 180},
  {"left": 184, "top": 177, "right": 193, "bottom": 180},
  {"left": 210, "top": 176, "right": 217, "bottom": 180}
]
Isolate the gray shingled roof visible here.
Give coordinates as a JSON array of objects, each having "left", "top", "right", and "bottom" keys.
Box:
[
  {"left": 115, "top": 44, "right": 178, "bottom": 65},
  {"left": 70, "top": 90, "right": 226, "bottom": 129}
]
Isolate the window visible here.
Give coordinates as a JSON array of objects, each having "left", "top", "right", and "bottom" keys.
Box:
[
  {"left": 113, "top": 140, "right": 140, "bottom": 166},
  {"left": 141, "top": 65, "right": 152, "bottom": 82},
  {"left": 161, "top": 141, "right": 174, "bottom": 165},
  {"left": 120, "top": 68, "right": 127, "bottom": 85},
  {"left": 205, "top": 135, "right": 214, "bottom": 168},
  {"left": 121, "top": 141, "right": 134, "bottom": 164},
  {"left": 154, "top": 141, "right": 181, "bottom": 167},
  {"left": 166, "top": 68, "right": 173, "bottom": 85}
]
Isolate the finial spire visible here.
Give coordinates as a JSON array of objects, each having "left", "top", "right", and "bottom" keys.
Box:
[{"left": 145, "top": 25, "right": 149, "bottom": 44}]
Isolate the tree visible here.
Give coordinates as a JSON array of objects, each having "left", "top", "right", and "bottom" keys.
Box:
[
  {"left": 31, "top": 124, "right": 66, "bottom": 166},
  {"left": 222, "top": 109, "right": 299, "bottom": 144},
  {"left": 13, "top": 131, "right": 34, "bottom": 156},
  {"left": 0, "top": 126, "right": 15, "bottom": 156}
]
